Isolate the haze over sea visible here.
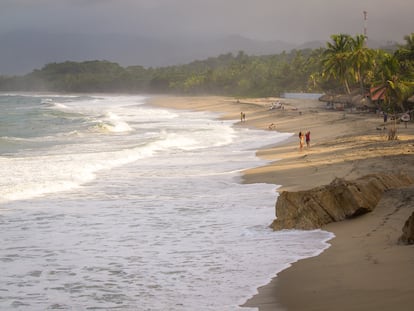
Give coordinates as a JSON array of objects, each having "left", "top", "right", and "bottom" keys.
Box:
[{"left": 0, "top": 94, "right": 333, "bottom": 310}]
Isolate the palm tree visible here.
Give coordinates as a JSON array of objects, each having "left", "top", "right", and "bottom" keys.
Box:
[
  {"left": 349, "top": 34, "right": 374, "bottom": 95},
  {"left": 395, "top": 33, "right": 414, "bottom": 78},
  {"left": 322, "top": 34, "right": 353, "bottom": 94},
  {"left": 373, "top": 53, "right": 414, "bottom": 139},
  {"left": 396, "top": 33, "right": 414, "bottom": 60}
]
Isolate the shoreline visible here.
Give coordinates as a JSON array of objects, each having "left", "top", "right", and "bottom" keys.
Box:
[{"left": 149, "top": 95, "right": 414, "bottom": 310}]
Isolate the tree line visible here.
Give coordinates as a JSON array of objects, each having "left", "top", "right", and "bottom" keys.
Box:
[
  {"left": 1, "top": 33, "right": 413, "bottom": 111},
  {"left": 321, "top": 33, "right": 414, "bottom": 113},
  {"left": 0, "top": 50, "right": 320, "bottom": 96}
]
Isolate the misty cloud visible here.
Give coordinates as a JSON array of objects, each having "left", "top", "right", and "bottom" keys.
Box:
[
  {"left": 1, "top": 0, "right": 412, "bottom": 41},
  {"left": 0, "top": 0, "right": 413, "bottom": 74}
]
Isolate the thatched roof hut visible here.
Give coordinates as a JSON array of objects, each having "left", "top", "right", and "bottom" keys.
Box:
[
  {"left": 318, "top": 93, "right": 351, "bottom": 104},
  {"left": 334, "top": 94, "right": 352, "bottom": 104},
  {"left": 351, "top": 94, "right": 376, "bottom": 109},
  {"left": 319, "top": 91, "right": 376, "bottom": 111},
  {"left": 318, "top": 94, "right": 334, "bottom": 102},
  {"left": 319, "top": 93, "right": 349, "bottom": 110}
]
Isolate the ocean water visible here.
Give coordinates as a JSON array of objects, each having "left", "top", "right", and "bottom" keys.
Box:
[{"left": 0, "top": 94, "right": 333, "bottom": 310}]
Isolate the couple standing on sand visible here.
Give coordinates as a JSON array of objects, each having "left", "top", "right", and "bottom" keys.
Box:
[
  {"left": 240, "top": 112, "right": 246, "bottom": 122},
  {"left": 299, "top": 131, "right": 311, "bottom": 150}
]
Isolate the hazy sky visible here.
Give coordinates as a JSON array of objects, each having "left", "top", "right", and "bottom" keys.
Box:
[{"left": 1, "top": 0, "right": 413, "bottom": 43}]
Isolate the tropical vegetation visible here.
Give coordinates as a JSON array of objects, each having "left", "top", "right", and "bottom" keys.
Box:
[
  {"left": 322, "top": 33, "right": 414, "bottom": 111},
  {"left": 1, "top": 33, "right": 413, "bottom": 114}
]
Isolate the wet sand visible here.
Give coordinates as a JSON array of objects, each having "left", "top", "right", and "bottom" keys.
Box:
[{"left": 150, "top": 95, "right": 414, "bottom": 311}]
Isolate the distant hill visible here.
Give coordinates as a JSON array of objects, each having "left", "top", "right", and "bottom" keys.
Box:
[
  {"left": 0, "top": 31, "right": 316, "bottom": 75},
  {"left": 0, "top": 31, "right": 397, "bottom": 76},
  {"left": 296, "top": 40, "right": 326, "bottom": 50}
]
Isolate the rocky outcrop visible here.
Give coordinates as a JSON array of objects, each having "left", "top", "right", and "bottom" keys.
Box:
[
  {"left": 399, "top": 211, "right": 414, "bottom": 244},
  {"left": 271, "top": 174, "right": 413, "bottom": 230}
]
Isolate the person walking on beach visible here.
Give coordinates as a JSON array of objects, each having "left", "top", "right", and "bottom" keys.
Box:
[
  {"left": 305, "top": 131, "right": 311, "bottom": 148},
  {"left": 299, "top": 131, "right": 304, "bottom": 151}
]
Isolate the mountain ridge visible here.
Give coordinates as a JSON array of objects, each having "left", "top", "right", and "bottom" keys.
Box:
[
  {"left": 0, "top": 31, "right": 320, "bottom": 75},
  {"left": 1, "top": 31, "right": 397, "bottom": 75}
]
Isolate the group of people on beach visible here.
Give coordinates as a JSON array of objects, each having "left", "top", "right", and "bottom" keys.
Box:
[{"left": 298, "top": 131, "right": 311, "bottom": 150}]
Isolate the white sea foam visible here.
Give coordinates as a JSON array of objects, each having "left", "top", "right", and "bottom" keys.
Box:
[
  {"left": 40, "top": 98, "right": 53, "bottom": 105},
  {"left": 90, "top": 111, "right": 133, "bottom": 133},
  {"left": 0, "top": 140, "right": 169, "bottom": 203},
  {"left": 0, "top": 94, "right": 333, "bottom": 310},
  {"left": 51, "top": 102, "right": 70, "bottom": 110}
]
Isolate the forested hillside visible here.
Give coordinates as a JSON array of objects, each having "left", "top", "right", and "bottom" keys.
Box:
[
  {"left": 0, "top": 49, "right": 321, "bottom": 96},
  {"left": 1, "top": 33, "right": 413, "bottom": 107}
]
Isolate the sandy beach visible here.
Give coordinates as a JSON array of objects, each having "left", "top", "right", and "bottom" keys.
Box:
[{"left": 150, "top": 95, "right": 414, "bottom": 310}]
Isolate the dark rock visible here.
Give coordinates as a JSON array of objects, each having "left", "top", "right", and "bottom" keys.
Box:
[
  {"left": 271, "top": 174, "right": 413, "bottom": 230},
  {"left": 399, "top": 211, "right": 414, "bottom": 244}
]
